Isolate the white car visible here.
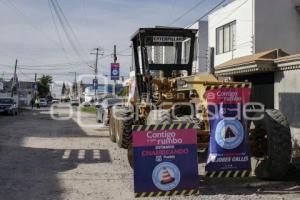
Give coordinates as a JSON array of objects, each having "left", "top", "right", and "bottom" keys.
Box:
[
  {"left": 51, "top": 99, "right": 59, "bottom": 104},
  {"left": 71, "top": 99, "right": 79, "bottom": 106},
  {"left": 40, "top": 98, "right": 48, "bottom": 107}
]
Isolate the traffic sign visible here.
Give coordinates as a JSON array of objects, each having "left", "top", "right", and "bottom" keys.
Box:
[{"left": 111, "top": 63, "right": 119, "bottom": 80}]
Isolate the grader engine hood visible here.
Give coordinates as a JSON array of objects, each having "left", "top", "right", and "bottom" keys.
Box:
[{"left": 175, "top": 73, "right": 219, "bottom": 91}]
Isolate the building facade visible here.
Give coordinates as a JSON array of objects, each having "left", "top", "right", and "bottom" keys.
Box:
[
  {"left": 185, "top": 20, "right": 208, "bottom": 73},
  {"left": 0, "top": 80, "right": 34, "bottom": 106},
  {"left": 214, "top": 49, "right": 300, "bottom": 150},
  {"left": 208, "top": 0, "right": 300, "bottom": 66}
]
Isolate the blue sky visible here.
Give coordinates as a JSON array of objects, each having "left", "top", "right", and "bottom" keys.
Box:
[{"left": 0, "top": 0, "right": 227, "bottom": 82}]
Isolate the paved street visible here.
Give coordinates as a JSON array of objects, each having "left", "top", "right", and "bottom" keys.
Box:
[{"left": 0, "top": 106, "right": 299, "bottom": 200}]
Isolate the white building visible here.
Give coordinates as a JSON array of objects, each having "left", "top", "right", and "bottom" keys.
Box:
[
  {"left": 185, "top": 20, "right": 208, "bottom": 73},
  {"left": 208, "top": 0, "right": 300, "bottom": 66}
]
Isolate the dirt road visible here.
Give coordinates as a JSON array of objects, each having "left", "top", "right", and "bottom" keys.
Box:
[{"left": 0, "top": 106, "right": 299, "bottom": 200}]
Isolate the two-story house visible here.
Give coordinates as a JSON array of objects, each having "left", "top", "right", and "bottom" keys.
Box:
[{"left": 209, "top": 0, "right": 300, "bottom": 66}]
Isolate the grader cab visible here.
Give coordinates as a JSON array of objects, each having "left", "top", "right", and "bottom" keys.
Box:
[{"left": 109, "top": 27, "right": 292, "bottom": 180}]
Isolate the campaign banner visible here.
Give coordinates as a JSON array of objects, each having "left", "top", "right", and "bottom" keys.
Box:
[
  {"left": 205, "top": 87, "right": 252, "bottom": 177},
  {"left": 133, "top": 124, "right": 199, "bottom": 198},
  {"left": 92, "top": 79, "right": 98, "bottom": 90},
  {"left": 111, "top": 63, "right": 120, "bottom": 80}
]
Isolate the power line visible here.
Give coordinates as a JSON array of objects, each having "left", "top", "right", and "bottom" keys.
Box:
[
  {"left": 47, "top": 0, "right": 70, "bottom": 61},
  {"left": 82, "top": 0, "right": 91, "bottom": 33},
  {"left": 209, "top": 0, "right": 249, "bottom": 29},
  {"left": 49, "top": 0, "right": 89, "bottom": 65},
  {"left": 54, "top": 0, "right": 88, "bottom": 59},
  {"left": 193, "top": 0, "right": 226, "bottom": 24},
  {"left": 0, "top": 0, "right": 64, "bottom": 51},
  {"left": 1, "top": 60, "right": 94, "bottom": 68},
  {"left": 168, "top": 0, "right": 208, "bottom": 26}
]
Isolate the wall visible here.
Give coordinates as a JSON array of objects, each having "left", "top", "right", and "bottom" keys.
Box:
[
  {"left": 274, "top": 69, "right": 300, "bottom": 146},
  {"left": 208, "top": 0, "right": 254, "bottom": 66},
  {"left": 186, "top": 20, "right": 208, "bottom": 73},
  {"left": 198, "top": 21, "right": 209, "bottom": 72},
  {"left": 255, "top": 0, "right": 300, "bottom": 54}
]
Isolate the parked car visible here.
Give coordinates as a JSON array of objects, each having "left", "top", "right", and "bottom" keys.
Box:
[
  {"left": 40, "top": 98, "right": 48, "bottom": 107},
  {"left": 51, "top": 99, "right": 59, "bottom": 104},
  {"left": 0, "top": 97, "right": 18, "bottom": 115},
  {"left": 71, "top": 99, "right": 79, "bottom": 106},
  {"left": 46, "top": 96, "right": 53, "bottom": 104},
  {"left": 61, "top": 97, "right": 70, "bottom": 102},
  {"left": 82, "top": 101, "right": 92, "bottom": 107},
  {"left": 95, "top": 99, "right": 102, "bottom": 108},
  {"left": 96, "top": 98, "right": 125, "bottom": 125}
]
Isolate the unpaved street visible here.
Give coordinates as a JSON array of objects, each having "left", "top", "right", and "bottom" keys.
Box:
[{"left": 0, "top": 106, "right": 299, "bottom": 200}]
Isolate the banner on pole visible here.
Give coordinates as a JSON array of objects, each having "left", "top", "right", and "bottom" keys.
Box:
[
  {"left": 111, "top": 63, "right": 119, "bottom": 80},
  {"left": 93, "top": 79, "right": 98, "bottom": 90},
  {"left": 205, "top": 86, "right": 252, "bottom": 178},
  {"left": 32, "top": 83, "right": 38, "bottom": 91}
]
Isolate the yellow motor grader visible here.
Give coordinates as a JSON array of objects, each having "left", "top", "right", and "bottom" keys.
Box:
[{"left": 109, "top": 27, "right": 292, "bottom": 180}]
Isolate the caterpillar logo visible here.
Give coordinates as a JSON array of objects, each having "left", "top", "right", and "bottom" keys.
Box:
[
  {"left": 205, "top": 170, "right": 251, "bottom": 178},
  {"left": 132, "top": 123, "right": 195, "bottom": 132},
  {"left": 134, "top": 189, "right": 199, "bottom": 198}
]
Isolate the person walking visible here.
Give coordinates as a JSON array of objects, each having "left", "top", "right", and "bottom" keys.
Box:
[
  {"left": 30, "top": 98, "right": 34, "bottom": 110},
  {"left": 35, "top": 97, "right": 40, "bottom": 109}
]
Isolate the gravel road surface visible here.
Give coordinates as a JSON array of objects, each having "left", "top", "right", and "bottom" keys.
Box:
[{"left": 0, "top": 105, "right": 299, "bottom": 200}]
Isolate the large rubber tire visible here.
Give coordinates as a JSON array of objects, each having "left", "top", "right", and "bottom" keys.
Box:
[
  {"left": 115, "top": 108, "right": 133, "bottom": 149},
  {"left": 127, "top": 144, "right": 133, "bottom": 169},
  {"left": 253, "top": 109, "right": 292, "bottom": 180},
  {"left": 127, "top": 110, "right": 171, "bottom": 168},
  {"left": 109, "top": 113, "right": 116, "bottom": 143}
]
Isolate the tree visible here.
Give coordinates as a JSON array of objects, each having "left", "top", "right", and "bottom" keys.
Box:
[
  {"left": 38, "top": 75, "right": 53, "bottom": 97},
  {"left": 61, "top": 82, "right": 66, "bottom": 95},
  {"left": 117, "top": 86, "right": 129, "bottom": 96}
]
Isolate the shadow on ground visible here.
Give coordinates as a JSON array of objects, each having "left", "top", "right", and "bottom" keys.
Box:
[
  {"left": 0, "top": 109, "right": 112, "bottom": 200},
  {"left": 198, "top": 164, "right": 300, "bottom": 196}
]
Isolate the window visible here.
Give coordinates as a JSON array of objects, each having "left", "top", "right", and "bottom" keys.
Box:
[
  {"left": 216, "top": 21, "right": 236, "bottom": 54},
  {"left": 183, "top": 39, "right": 191, "bottom": 64}
]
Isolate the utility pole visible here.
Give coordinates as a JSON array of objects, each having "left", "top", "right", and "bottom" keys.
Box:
[
  {"left": 91, "top": 47, "right": 104, "bottom": 100},
  {"left": 74, "top": 72, "right": 77, "bottom": 98},
  {"left": 113, "top": 45, "right": 117, "bottom": 95},
  {"left": 11, "top": 59, "right": 18, "bottom": 98},
  {"left": 68, "top": 72, "right": 77, "bottom": 98},
  {"left": 33, "top": 73, "right": 37, "bottom": 98}
]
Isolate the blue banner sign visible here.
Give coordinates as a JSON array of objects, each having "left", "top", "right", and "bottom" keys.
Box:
[
  {"left": 205, "top": 87, "right": 252, "bottom": 178},
  {"left": 132, "top": 124, "right": 199, "bottom": 198}
]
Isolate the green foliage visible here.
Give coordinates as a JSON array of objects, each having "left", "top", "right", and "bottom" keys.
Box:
[
  {"left": 80, "top": 106, "right": 97, "bottom": 114},
  {"left": 117, "top": 86, "right": 128, "bottom": 96},
  {"left": 38, "top": 75, "right": 53, "bottom": 97}
]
